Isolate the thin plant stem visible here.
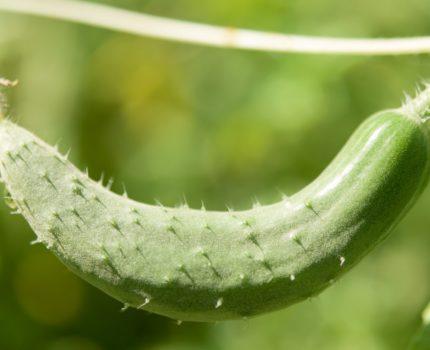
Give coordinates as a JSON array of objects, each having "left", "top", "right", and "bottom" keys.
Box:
[{"left": 1, "top": 0, "right": 430, "bottom": 55}]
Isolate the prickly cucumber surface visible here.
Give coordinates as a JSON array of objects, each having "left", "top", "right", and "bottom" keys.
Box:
[{"left": 0, "top": 101, "right": 430, "bottom": 322}]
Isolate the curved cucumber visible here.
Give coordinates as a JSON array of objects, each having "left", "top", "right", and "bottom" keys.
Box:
[{"left": 1, "top": 92, "right": 430, "bottom": 322}]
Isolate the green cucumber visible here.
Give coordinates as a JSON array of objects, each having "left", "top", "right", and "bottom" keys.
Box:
[{"left": 1, "top": 88, "right": 430, "bottom": 322}]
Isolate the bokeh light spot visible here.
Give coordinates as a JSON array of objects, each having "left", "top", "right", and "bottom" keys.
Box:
[
  {"left": 14, "top": 251, "right": 84, "bottom": 325},
  {"left": 47, "top": 336, "right": 102, "bottom": 350}
]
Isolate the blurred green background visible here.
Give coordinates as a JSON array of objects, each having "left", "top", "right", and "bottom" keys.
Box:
[{"left": 1, "top": 0, "right": 430, "bottom": 349}]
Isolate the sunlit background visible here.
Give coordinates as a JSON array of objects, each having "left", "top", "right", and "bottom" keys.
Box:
[{"left": 1, "top": 0, "right": 430, "bottom": 349}]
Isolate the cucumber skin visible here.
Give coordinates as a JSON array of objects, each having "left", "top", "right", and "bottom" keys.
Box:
[{"left": 0, "top": 110, "right": 428, "bottom": 322}]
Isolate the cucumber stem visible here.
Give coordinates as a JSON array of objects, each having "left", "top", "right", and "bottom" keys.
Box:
[
  {"left": 0, "top": 78, "right": 18, "bottom": 120},
  {"left": 402, "top": 84, "right": 430, "bottom": 121}
]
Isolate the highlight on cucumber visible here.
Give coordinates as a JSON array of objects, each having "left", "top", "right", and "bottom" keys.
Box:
[{"left": 0, "top": 82, "right": 430, "bottom": 322}]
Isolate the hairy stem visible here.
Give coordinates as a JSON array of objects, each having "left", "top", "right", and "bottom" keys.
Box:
[
  {"left": 402, "top": 84, "right": 430, "bottom": 121},
  {"left": 1, "top": 0, "right": 430, "bottom": 55},
  {"left": 0, "top": 78, "right": 17, "bottom": 120}
]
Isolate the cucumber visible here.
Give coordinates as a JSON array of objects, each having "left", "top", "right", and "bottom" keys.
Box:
[{"left": 0, "top": 89, "right": 430, "bottom": 322}]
